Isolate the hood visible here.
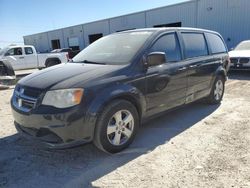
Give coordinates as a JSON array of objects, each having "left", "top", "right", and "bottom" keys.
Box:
[
  {"left": 229, "top": 50, "right": 250, "bottom": 58},
  {"left": 18, "top": 63, "right": 125, "bottom": 90}
]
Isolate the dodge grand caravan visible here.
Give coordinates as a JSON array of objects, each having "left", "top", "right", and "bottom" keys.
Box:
[{"left": 11, "top": 28, "right": 230, "bottom": 153}]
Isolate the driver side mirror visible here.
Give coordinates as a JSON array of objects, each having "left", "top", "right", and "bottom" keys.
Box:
[
  {"left": 146, "top": 52, "right": 166, "bottom": 67},
  {"left": 4, "top": 52, "right": 10, "bottom": 56}
]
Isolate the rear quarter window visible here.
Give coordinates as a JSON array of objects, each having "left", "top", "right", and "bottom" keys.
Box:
[
  {"left": 206, "top": 33, "right": 227, "bottom": 54},
  {"left": 25, "top": 47, "right": 34, "bottom": 55},
  {"left": 182, "top": 33, "right": 208, "bottom": 59}
]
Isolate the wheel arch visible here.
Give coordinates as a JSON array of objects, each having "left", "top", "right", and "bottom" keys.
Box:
[
  {"left": 0, "top": 60, "right": 15, "bottom": 76},
  {"left": 88, "top": 86, "right": 146, "bottom": 123},
  {"left": 215, "top": 66, "right": 227, "bottom": 80},
  {"left": 106, "top": 94, "right": 142, "bottom": 120},
  {"left": 45, "top": 58, "right": 61, "bottom": 67}
]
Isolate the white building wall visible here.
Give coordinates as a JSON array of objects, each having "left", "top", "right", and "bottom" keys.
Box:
[
  {"left": 62, "top": 25, "right": 84, "bottom": 49},
  {"left": 23, "top": 0, "right": 250, "bottom": 51},
  {"left": 109, "top": 12, "right": 146, "bottom": 33},
  {"left": 197, "top": 0, "right": 250, "bottom": 48},
  {"left": 47, "top": 29, "right": 64, "bottom": 50},
  {"left": 24, "top": 33, "right": 50, "bottom": 53},
  {"left": 145, "top": 1, "right": 197, "bottom": 27},
  {"left": 83, "top": 20, "right": 110, "bottom": 46}
]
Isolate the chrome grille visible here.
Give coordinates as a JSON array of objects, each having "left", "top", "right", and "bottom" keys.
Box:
[
  {"left": 239, "top": 58, "right": 250, "bottom": 64},
  {"left": 13, "top": 85, "right": 42, "bottom": 112},
  {"left": 230, "top": 57, "right": 250, "bottom": 64},
  {"left": 230, "top": 58, "right": 238, "bottom": 64}
]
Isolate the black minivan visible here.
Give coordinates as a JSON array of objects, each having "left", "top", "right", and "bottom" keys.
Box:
[{"left": 11, "top": 28, "right": 230, "bottom": 153}]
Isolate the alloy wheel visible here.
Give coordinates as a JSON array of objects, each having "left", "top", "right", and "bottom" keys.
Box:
[{"left": 107, "top": 110, "right": 134, "bottom": 146}]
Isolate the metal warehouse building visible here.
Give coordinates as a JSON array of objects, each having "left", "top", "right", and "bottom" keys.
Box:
[{"left": 24, "top": 0, "right": 250, "bottom": 52}]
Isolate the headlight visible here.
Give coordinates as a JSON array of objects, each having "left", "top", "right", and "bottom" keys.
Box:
[{"left": 42, "top": 88, "right": 84, "bottom": 108}]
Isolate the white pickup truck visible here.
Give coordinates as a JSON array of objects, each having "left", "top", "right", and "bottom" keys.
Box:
[{"left": 0, "top": 45, "right": 69, "bottom": 70}]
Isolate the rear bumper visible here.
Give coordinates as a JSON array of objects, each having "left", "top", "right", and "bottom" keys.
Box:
[{"left": 11, "top": 103, "right": 97, "bottom": 149}]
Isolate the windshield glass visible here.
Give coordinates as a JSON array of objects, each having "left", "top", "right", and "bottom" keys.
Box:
[
  {"left": 73, "top": 31, "right": 153, "bottom": 65},
  {"left": 235, "top": 41, "right": 250, "bottom": 51},
  {"left": 0, "top": 47, "right": 9, "bottom": 56}
]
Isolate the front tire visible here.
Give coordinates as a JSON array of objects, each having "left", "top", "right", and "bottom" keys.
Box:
[
  {"left": 94, "top": 100, "right": 139, "bottom": 153},
  {"left": 206, "top": 75, "right": 225, "bottom": 104}
]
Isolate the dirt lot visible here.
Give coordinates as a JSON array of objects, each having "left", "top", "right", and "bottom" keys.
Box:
[{"left": 0, "top": 71, "right": 250, "bottom": 188}]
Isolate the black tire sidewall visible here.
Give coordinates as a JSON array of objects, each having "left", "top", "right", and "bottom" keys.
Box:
[
  {"left": 211, "top": 76, "right": 225, "bottom": 104},
  {"left": 95, "top": 100, "right": 139, "bottom": 153}
]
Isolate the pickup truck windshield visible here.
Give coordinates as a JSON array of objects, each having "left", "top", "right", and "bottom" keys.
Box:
[{"left": 73, "top": 31, "right": 153, "bottom": 65}]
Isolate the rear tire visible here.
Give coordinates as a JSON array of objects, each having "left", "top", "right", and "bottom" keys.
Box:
[
  {"left": 94, "top": 100, "right": 139, "bottom": 153},
  {"left": 205, "top": 75, "right": 225, "bottom": 104}
]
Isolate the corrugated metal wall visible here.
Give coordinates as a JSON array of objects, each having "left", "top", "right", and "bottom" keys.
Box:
[
  {"left": 145, "top": 1, "right": 196, "bottom": 27},
  {"left": 23, "top": 32, "right": 50, "bottom": 53},
  {"left": 83, "top": 20, "right": 110, "bottom": 46},
  {"left": 23, "top": 0, "right": 250, "bottom": 51},
  {"left": 62, "top": 25, "right": 85, "bottom": 50},
  {"left": 197, "top": 0, "right": 250, "bottom": 48},
  {"left": 109, "top": 12, "right": 146, "bottom": 33}
]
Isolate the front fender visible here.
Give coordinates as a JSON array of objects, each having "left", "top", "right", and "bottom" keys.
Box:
[
  {"left": 214, "top": 66, "right": 227, "bottom": 80},
  {"left": 209, "top": 66, "right": 227, "bottom": 89},
  {"left": 87, "top": 83, "right": 146, "bottom": 118}
]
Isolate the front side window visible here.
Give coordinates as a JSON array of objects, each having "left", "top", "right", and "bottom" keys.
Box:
[
  {"left": 206, "top": 33, "right": 227, "bottom": 54},
  {"left": 6, "top": 48, "right": 23, "bottom": 56},
  {"left": 73, "top": 31, "right": 153, "bottom": 65},
  {"left": 25, "top": 47, "right": 33, "bottom": 55},
  {"left": 182, "top": 33, "right": 208, "bottom": 59},
  {"left": 150, "top": 33, "right": 182, "bottom": 62}
]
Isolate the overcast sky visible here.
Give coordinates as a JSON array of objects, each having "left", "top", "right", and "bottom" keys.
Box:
[{"left": 0, "top": 0, "right": 187, "bottom": 48}]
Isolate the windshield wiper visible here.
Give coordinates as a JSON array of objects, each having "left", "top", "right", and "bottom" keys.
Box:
[{"left": 81, "top": 60, "right": 106, "bottom": 65}]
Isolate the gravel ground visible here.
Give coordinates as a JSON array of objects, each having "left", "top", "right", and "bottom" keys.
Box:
[{"left": 0, "top": 71, "right": 249, "bottom": 188}]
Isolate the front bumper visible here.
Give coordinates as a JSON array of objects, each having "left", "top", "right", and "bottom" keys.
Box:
[
  {"left": 11, "top": 102, "right": 97, "bottom": 149},
  {"left": 230, "top": 63, "right": 250, "bottom": 70}
]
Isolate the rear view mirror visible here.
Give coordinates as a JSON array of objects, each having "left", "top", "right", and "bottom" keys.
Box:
[{"left": 146, "top": 52, "right": 166, "bottom": 67}]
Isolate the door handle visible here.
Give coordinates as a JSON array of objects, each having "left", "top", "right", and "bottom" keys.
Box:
[
  {"left": 19, "top": 57, "right": 24, "bottom": 59},
  {"left": 178, "top": 67, "right": 188, "bottom": 72}
]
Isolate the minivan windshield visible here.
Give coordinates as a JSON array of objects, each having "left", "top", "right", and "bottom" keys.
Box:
[
  {"left": 72, "top": 31, "right": 153, "bottom": 65},
  {"left": 234, "top": 41, "right": 250, "bottom": 51}
]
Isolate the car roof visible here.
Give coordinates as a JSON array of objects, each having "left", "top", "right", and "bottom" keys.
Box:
[{"left": 7, "top": 45, "right": 34, "bottom": 48}]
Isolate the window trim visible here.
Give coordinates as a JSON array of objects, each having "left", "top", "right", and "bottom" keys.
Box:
[
  {"left": 148, "top": 31, "right": 183, "bottom": 63},
  {"left": 24, "top": 47, "right": 34, "bottom": 55},
  {"left": 6, "top": 47, "right": 23, "bottom": 56},
  {"left": 181, "top": 32, "right": 209, "bottom": 60}
]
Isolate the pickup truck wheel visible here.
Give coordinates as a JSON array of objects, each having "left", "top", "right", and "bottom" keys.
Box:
[
  {"left": 46, "top": 61, "right": 58, "bottom": 67},
  {"left": 94, "top": 100, "right": 139, "bottom": 153},
  {"left": 205, "top": 75, "right": 225, "bottom": 104}
]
